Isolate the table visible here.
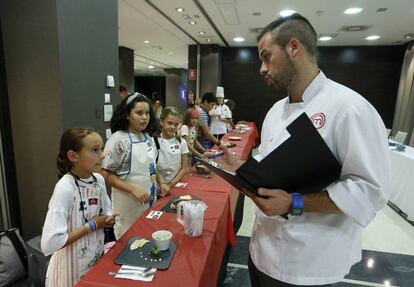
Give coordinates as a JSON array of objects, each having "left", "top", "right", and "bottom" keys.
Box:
[
  {"left": 389, "top": 144, "right": 414, "bottom": 221},
  {"left": 76, "top": 122, "right": 258, "bottom": 287}
]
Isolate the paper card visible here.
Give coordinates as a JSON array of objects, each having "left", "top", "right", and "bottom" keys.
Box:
[
  {"left": 175, "top": 182, "right": 188, "bottom": 188},
  {"left": 146, "top": 210, "right": 163, "bottom": 220}
]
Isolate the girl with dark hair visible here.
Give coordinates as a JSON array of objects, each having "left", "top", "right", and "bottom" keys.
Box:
[
  {"left": 101, "top": 93, "right": 159, "bottom": 239},
  {"left": 155, "top": 107, "right": 189, "bottom": 196},
  {"left": 41, "top": 128, "right": 116, "bottom": 287}
]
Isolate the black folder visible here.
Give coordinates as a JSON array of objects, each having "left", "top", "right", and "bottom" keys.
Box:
[{"left": 196, "top": 113, "right": 342, "bottom": 196}]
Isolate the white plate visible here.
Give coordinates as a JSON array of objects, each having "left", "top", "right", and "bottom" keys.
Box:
[{"left": 228, "top": 136, "right": 242, "bottom": 141}]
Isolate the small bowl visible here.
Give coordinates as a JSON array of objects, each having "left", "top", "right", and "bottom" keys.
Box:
[{"left": 152, "top": 230, "right": 172, "bottom": 251}]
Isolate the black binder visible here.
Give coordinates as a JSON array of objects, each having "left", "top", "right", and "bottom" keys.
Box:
[{"left": 196, "top": 113, "right": 342, "bottom": 196}]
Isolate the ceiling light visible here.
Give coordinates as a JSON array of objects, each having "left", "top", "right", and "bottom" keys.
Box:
[
  {"left": 168, "top": 51, "right": 173, "bottom": 55},
  {"left": 233, "top": 37, "right": 245, "bottom": 42},
  {"left": 176, "top": 8, "right": 184, "bottom": 13},
  {"left": 199, "top": 31, "right": 206, "bottom": 35},
  {"left": 366, "top": 35, "right": 380, "bottom": 40},
  {"left": 319, "top": 36, "right": 332, "bottom": 41},
  {"left": 344, "top": 8, "right": 363, "bottom": 14},
  {"left": 404, "top": 34, "right": 413, "bottom": 39},
  {"left": 144, "top": 40, "right": 150, "bottom": 44},
  {"left": 206, "top": 38, "right": 212, "bottom": 42},
  {"left": 148, "top": 65, "right": 155, "bottom": 69},
  {"left": 189, "top": 21, "right": 196, "bottom": 25},
  {"left": 280, "top": 10, "right": 296, "bottom": 17}
]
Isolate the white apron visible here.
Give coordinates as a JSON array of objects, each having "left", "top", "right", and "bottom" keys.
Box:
[
  {"left": 45, "top": 177, "right": 105, "bottom": 287},
  {"left": 157, "top": 137, "right": 182, "bottom": 183},
  {"left": 112, "top": 133, "right": 157, "bottom": 239}
]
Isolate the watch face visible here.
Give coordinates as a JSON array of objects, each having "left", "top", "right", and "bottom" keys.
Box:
[{"left": 290, "top": 208, "right": 303, "bottom": 216}]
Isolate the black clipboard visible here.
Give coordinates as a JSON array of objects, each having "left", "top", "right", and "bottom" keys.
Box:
[
  {"left": 193, "top": 157, "right": 260, "bottom": 196},
  {"left": 197, "top": 112, "right": 342, "bottom": 195}
]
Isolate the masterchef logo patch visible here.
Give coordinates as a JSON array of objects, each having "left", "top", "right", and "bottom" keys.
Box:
[
  {"left": 310, "top": 113, "right": 326, "bottom": 129},
  {"left": 88, "top": 198, "right": 98, "bottom": 205}
]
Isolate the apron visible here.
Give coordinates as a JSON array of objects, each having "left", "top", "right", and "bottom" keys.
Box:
[
  {"left": 45, "top": 176, "right": 105, "bottom": 287},
  {"left": 112, "top": 132, "right": 157, "bottom": 239},
  {"left": 157, "top": 137, "right": 182, "bottom": 183}
]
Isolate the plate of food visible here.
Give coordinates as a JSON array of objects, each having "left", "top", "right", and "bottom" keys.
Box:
[
  {"left": 228, "top": 136, "right": 242, "bottom": 141},
  {"left": 115, "top": 236, "right": 177, "bottom": 269},
  {"left": 161, "top": 195, "right": 200, "bottom": 213}
]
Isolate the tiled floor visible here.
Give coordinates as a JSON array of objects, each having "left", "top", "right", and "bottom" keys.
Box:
[{"left": 223, "top": 197, "right": 414, "bottom": 287}]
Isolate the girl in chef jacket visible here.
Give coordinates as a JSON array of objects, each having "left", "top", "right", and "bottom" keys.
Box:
[
  {"left": 41, "top": 128, "right": 116, "bottom": 287},
  {"left": 101, "top": 93, "right": 158, "bottom": 239},
  {"left": 155, "top": 107, "right": 189, "bottom": 196}
]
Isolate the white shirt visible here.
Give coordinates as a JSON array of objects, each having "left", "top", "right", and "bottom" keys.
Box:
[
  {"left": 209, "top": 104, "right": 231, "bottom": 135},
  {"left": 249, "top": 71, "right": 390, "bottom": 285},
  {"left": 156, "top": 136, "right": 189, "bottom": 183}
]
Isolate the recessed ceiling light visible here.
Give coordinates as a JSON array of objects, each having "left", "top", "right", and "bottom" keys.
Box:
[
  {"left": 176, "top": 8, "right": 184, "bottom": 13},
  {"left": 233, "top": 37, "right": 245, "bottom": 42},
  {"left": 344, "top": 8, "right": 363, "bottom": 14},
  {"left": 189, "top": 21, "right": 196, "bottom": 25},
  {"left": 366, "top": 35, "right": 380, "bottom": 40},
  {"left": 148, "top": 65, "right": 155, "bottom": 69},
  {"left": 404, "top": 34, "right": 413, "bottom": 39},
  {"left": 319, "top": 36, "right": 332, "bottom": 41},
  {"left": 168, "top": 51, "right": 173, "bottom": 55},
  {"left": 206, "top": 38, "right": 212, "bottom": 42},
  {"left": 144, "top": 40, "right": 150, "bottom": 44},
  {"left": 199, "top": 31, "right": 206, "bottom": 35},
  {"left": 280, "top": 10, "right": 296, "bottom": 17}
]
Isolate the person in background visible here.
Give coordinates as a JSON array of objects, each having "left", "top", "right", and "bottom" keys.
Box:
[
  {"left": 196, "top": 92, "right": 223, "bottom": 149},
  {"left": 209, "top": 86, "right": 232, "bottom": 140},
  {"left": 155, "top": 107, "right": 189, "bottom": 196},
  {"left": 153, "top": 100, "right": 163, "bottom": 119},
  {"left": 224, "top": 99, "right": 236, "bottom": 132},
  {"left": 101, "top": 93, "right": 158, "bottom": 239},
  {"left": 41, "top": 128, "right": 116, "bottom": 287},
  {"left": 194, "top": 97, "right": 201, "bottom": 108},
  {"left": 242, "top": 13, "right": 390, "bottom": 287},
  {"left": 119, "top": 85, "right": 128, "bottom": 99},
  {"left": 179, "top": 108, "right": 214, "bottom": 167}
]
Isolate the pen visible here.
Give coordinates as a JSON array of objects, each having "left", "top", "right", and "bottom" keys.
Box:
[{"left": 208, "top": 151, "right": 225, "bottom": 159}]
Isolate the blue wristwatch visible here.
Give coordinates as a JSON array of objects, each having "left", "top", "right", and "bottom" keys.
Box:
[{"left": 290, "top": 193, "right": 304, "bottom": 216}]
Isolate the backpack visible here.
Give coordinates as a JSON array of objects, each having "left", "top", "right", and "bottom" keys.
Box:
[{"left": 0, "top": 228, "right": 28, "bottom": 287}]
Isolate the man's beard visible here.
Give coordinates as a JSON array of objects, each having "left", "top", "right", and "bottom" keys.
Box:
[{"left": 269, "top": 55, "right": 296, "bottom": 93}]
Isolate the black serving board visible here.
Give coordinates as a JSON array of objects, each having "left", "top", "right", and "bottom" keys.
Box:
[
  {"left": 160, "top": 195, "right": 200, "bottom": 213},
  {"left": 115, "top": 236, "right": 177, "bottom": 269}
]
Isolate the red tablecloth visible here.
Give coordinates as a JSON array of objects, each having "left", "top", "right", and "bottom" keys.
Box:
[{"left": 76, "top": 122, "right": 258, "bottom": 287}]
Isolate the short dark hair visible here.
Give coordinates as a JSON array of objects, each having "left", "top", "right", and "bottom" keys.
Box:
[
  {"left": 225, "top": 99, "right": 236, "bottom": 110},
  {"left": 257, "top": 13, "right": 317, "bottom": 57},
  {"left": 201, "top": 92, "right": 216, "bottom": 104},
  {"left": 110, "top": 93, "right": 158, "bottom": 135},
  {"left": 119, "top": 85, "right": 127, "bottom": 93}
]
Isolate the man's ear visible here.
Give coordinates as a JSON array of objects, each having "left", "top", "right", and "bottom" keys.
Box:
[
  {"left": 67, "top": 150, "right": 78, "bottom": 163},
  {"left": 287, "top": 38, "right": 300, "bottom": 57}
]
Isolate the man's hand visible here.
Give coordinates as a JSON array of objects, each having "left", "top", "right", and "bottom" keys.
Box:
[{"left": 243, "top": 188, "right": 292, "bottom": 217}]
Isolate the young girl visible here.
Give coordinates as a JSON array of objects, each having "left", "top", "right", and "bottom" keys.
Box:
[
  {"left": 41, "top": 128, "right": 116, "bottom": 287},
  {"left": 155, "top": 107, "right": 189, "bottom": 196},
  {"left": 180, "top": 108, "right": 214, "bottom": 166},
  {"left": 101, "top": 92, "right": 158, "bottom": 239}
]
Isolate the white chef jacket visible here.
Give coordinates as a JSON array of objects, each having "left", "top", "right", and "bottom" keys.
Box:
[
  {"left": 156, "top": 136, "right": 189, "bottom": 183},
  {"left": 209, "top": 104, "right": 231, "bottom": 135},
  {"left": 249, "top": 71, "right": 390, "bottom": 285}
]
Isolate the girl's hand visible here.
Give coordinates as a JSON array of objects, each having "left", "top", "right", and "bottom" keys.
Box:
[
  {"left": 158, "top": 183, "right": 170, "bottom": 197},
  {"left": 132, "top": 189, "right": 150, "bottom": 204},
  {"left": 202, "top": 151, "right": 215, "bottom": 158},
  {"left": 91, "top": 215, "right": 108, "bottom": 230},
  {"left": 104, "top": 213, "right": 119, "bottom": 227}
]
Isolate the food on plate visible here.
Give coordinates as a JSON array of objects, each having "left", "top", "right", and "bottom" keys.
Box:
[
  {"left": 130, "top": 238, "right": 149, "bottom": 250},
  {"left": 150, "top": 246, "right": 161, "bottom": 257},
  {"left": 170, "top": 195, "right": 193, "bottom": 211}
]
